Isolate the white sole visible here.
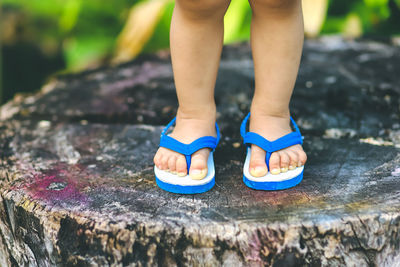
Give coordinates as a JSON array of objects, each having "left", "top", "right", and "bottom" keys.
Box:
[
  {"left": 154, "top": 153, "right": 215, "bottom": 193},
  {"left": 243, "top": 147, "right": 304, "bottom": 190}
]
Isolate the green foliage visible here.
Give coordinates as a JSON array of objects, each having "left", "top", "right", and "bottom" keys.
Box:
[
  {"left": 59, "top": 0, "right": 82, "bottom": 33},
  {"left": 223, "top": 0, "right": 252, "bottom": 43},
  {"left": 141, "top": 1, "right": 175, "bottom": 54},
  {"left": 3, "top": 0, "right": 400, "bottom": 71},
  {"left": 321, "top": 0, "right": 400, "bottom": 35},
  {"left": 3, "top": 0, "right": 134, "bottom": 69}
]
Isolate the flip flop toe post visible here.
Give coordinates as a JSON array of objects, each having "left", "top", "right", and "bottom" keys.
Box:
[
  {"left": 241, "top": 113, "right": 304, "bottom": 190},
  {"left": 154, "top": 117, "right": 220, "bottom": 194}
]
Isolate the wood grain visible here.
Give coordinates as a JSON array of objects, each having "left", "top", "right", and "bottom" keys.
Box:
[{"left": 1, "top": 36, "right": 400, "bottom": 266}]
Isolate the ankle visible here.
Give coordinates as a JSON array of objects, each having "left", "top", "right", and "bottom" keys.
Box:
[
  {"left": 176, "top": 105, "right": 217, "bottom": 122},
  {"left": 172, "top": 106, "right": 217, "bottom": 139},
  {"left": 250, "top": 105, "right": 290, "bottom": 120},
  {"left": 249, "top": 105, "right": 292, "bottom": 134}
]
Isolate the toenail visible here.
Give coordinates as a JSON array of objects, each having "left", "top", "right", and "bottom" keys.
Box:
[
  {"left": 250, "top": 166, "right": 267, "bottom": 177},
  {"left": 271, "top": 168, "right": 281, "bottom": 175},
  {"left": 191, "top": 169, "right": 201, "bottom": 175},
  {"left": 177, "top": 172, "right": 187, "bottom": 177},
  {"left": 171, "top": 171, "right": 177, "bottom": 174},
  {"left": 281, "top": 167, "right": 288, "bottom": 173},
  {"left": 190, "top": 169, "right": 207, "bottom": 180},
  {"left": 289, "top": 165, "right": 296, "bottom": 170},
  {"left": 297, "top": 162, "right": 303, "bottom": 167}
]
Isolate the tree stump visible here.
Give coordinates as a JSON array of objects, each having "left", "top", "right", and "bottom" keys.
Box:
[{"left": 1, "top": 36, "right": 400, "bottom": 266}]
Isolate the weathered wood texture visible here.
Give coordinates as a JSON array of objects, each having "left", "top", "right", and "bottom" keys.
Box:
[{"left": 1, "top": 36, "right": 400, "bottom": 266}]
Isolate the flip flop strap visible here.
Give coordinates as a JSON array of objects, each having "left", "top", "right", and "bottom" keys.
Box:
[
  {"left": 159, "top": 117, "right": 221, "bottom": 170},
  {"left": 240, "top": 112, "right": 303, "bottom": 170}
]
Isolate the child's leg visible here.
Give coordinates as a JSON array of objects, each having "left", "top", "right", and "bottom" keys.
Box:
[
  {"left": 154, "top": 0, "right": 230, "bottom": 179},
  {"left": 248, "top": 0, "right": 307, "bottom": 176}
]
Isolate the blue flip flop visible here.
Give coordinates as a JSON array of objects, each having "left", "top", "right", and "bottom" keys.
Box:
[
  {"left": 154, "top": 117, "right": 220, "bottom": 194},
  {"left": 240, "top": 112, "right": 304, "bottom": 190}
]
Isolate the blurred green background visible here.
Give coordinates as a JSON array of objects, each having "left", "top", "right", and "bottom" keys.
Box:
[{"left": 1, "top": 0, "right": 400, "bottom": 105}]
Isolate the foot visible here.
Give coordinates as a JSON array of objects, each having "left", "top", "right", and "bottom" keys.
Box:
[
  {"left": 248, "top": 112, "right": 307, "bottom": 177},
  {"left": 153, "top": 109, "right": 216, "bottom": 180}
]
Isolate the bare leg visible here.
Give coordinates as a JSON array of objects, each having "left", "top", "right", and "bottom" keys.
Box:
[
  {"left": 248, "top": 0, "right": 307, "bottom": 176},
  {"left": 154, "top": 0, "right": 230, "bottom": 179}
]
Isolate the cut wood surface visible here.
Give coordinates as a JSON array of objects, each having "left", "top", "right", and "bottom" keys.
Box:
[{"left": 1, "top": 36, "right": 400, "bottom": 266}]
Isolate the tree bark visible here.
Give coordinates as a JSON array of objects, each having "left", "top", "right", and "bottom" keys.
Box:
[{"left": 1, "top": 36, "right": 400, "bottom": 266}]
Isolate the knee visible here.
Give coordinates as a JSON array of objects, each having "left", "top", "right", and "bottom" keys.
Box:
[
  {"left": 249, "top": 0, "right": 298, "bottom": 10},
  {"left": 176, "top": 0, "right": 231, "bottom": 20}
]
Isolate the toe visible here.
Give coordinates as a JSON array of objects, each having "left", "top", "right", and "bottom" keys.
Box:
[
  {"left": 161, "top": 154, "right": 169, "bottom": 171},
  {"left": 153, "top": 150, "right": 162, "bottom": 168},
  {"left": 269, "top": 152, "right": 281, "bottom": 175},
  {"left": 189, "top": 149, "right": 209, "bottom": 180},
  {"left": 168, "top": 155, "right": 177, "bottom": 173},
  {"left": 279, "top": 151, "right": 289, "bottom": 173},
  {"left": 176, "top": 155, "right": 188, "bottom": 177},
  {"left": 287, "top": 150, "right": 299, "bottom": 170},
  {"left": 249, "top": 145, "right": 268, "bottom": 177},
  {"left": 298, "top": 149, "right": 307, "bottom": 167},
  {"left": 157, "top": 154, "right": 165, "bottom": 170}
]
